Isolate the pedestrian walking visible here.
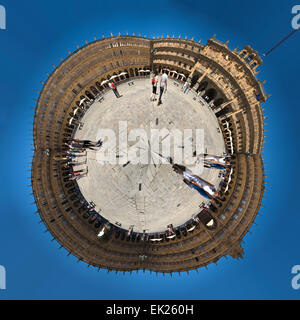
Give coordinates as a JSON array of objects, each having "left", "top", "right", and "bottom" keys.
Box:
[
  {"left": 184, "top": 81, "right": 191, "bottom": 94},
  {"left": 158, "top": 70, "right": 168, "bottom": 105},
  {"left": 109, "top": 81, "right": 121, "bottom": 98},
  {"left": 150, "top": 71, "right": 159, "bottom": 101}
]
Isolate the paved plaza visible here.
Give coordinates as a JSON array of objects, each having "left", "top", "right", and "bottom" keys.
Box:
[{"left": 75, "top": 78, "right": 226, "bottom": 233}]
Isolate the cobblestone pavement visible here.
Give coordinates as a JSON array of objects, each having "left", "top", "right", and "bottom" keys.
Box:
[{"left": 75, "top": 78, "right": 226, "bottom": 233}]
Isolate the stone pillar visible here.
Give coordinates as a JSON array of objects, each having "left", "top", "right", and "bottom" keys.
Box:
[
  {"left": 220, "top": 98, "right": 237, "bottom": 109},
  {"left": 226, "top": 108, "right": 243, "bottom": 118},
  {"left": 198, "top": 70, "right": 208, "bottom": 84},
  {"left": 188, "top": 61, "right": 201, "bottom": 79}
]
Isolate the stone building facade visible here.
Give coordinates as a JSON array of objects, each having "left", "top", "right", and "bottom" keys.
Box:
[{"left": 31, "top": 34, "right": 267, "bottom": 273}]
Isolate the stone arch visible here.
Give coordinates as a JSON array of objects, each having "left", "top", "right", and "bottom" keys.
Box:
[
  {"left": 214, "top": 98, "right": 224, "bottom": 108},
  {"left": 191, "top": 73, "right": 200, "bottom": 88},
  {"left": 202, "top": 88, "right": 217, "bottom": 102},
  {"left": 95, "top": 81, "right": 103, "bottom": 91},
  {"left": 90, "top": 86, "right": 99, "bottom": 95},
  {"left": 197, "top": 81, "right": 208, "bottom": 92},
  {"left": 124, "top": 69, "right": 129, "bottom": 79},
  {"left": 85, "top": 90, "right": 94, "bottom": 100},
  {"left": 198, "top": 210, "right": 217, "bottom": 230},
  {"left": 113, "top": 72, "right": 120, "bottom": 82}
]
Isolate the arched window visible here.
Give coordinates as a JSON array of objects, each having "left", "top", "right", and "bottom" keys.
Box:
[
  {"left": 113, "top": 72, "right": 120, "bottom": 82},
  {"left": 202, "top": 88, "right": 217, "bottom": 102},
  {"left": 90, "top": 86, "right": 99, "bottom": 95},
  {"left": 191, "top": 73, "right": 200, "bottom": 88},
  {"left": 216, "top": 106, "right": 231, "bottom": 118},
  {"left": 198, "top": 210, "right": 217, "bottom": 230},
  {"left": 214, "top": 98, "right": 224, "bottom": 107},
  {"left": 85, "top": 91, "right": 94, "bottom": 100},
  {"left": 197, "top": 81, "right": 208, "bottom": 92},
  {"left": 96, "top": 82, "right": 103, "bottom": 90}
]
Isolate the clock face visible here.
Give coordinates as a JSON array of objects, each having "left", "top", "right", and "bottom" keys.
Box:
[{"left": 75, "top": 78, "right": 226, "bottom": 233}]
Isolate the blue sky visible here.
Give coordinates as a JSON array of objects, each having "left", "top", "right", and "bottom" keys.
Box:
[{"left": 0, "top": 0, "right": 299, "bottom": 300}]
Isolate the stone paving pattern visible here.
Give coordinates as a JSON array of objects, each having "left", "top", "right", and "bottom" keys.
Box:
[{"left": 75, "top": 79, "right": 225, "bottom": 233}]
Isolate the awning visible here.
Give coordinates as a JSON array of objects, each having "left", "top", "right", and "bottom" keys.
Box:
[{"left": 79, "top": 98, "right": 86, "bottom": 106}]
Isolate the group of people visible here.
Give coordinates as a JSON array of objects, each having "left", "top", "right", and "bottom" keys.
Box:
[
  {"left": 150, "top": 70, "right": 168, "bottom": 105},
  {"left": 64, "top": 138, "right": 103, "bottom": 152},
  {"left": 56, "top": 72, "right": 233, "bottom": 240},
  {"left": 194, "top": 154, "right": 230, "bottom": 170},
  {"left": 54, "top": 151, "right": 88, "bottom": 181},
  {"left": 123, "top": 223, "right": 176, "bottom": 241},
  {"left": 54, "top": 138, "right": 103, "bottom": 181},
  {"left": 149, "top": 69, "right": 213, "bottom": 106},
  {"left": 173, "top": 153, "right": 231, "bottom": 205}
]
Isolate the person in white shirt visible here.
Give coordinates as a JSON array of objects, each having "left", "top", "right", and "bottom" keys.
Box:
[
  {"left": 158, "top": 70, "right": 168, "bottom": 105},
  {"left": 172, "top": 164, "right": 221, "bottom": 203},
  {"left": 194, "top": 154, "right": 230, "bottom": 169},
  {"left": 184, "top": 81, "right": 191, "bottom": 94}
]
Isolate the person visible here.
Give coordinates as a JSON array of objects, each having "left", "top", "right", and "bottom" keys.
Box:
[
  {"left": 69, "top": 172, "right": 87, "bottom": 181},
  {"left": 127, "top": 227, "right": 134, "bottom": 238},
  {"left": 193, "top": 91, "right": 201, "bottom": 100},
  {"left": 108, "top": 81, "right": 121, "bottom": 98},
  {"left": 97, "top": 222, "right": 110, "bottom": 238},
  {"left": 64, "top": 143, "right": 86, "bottom": 153},
  {"left": 158, "top": 70, "right": 168, "bottom": 105},
  {"left": 166, "top": 224, "right": 175, "bottom": 237},
  {"left": 66, "top": 151, "right": 87, "bottom": 159},
  {"left": 150, "top": 71, "right": 159, "bottom": 101},
  {"left": 53, "top": 154, "right": 70, "bottom": 161},
  {"left": 173, "top": 164, "right": 221, "bottom": 201},
  {"left": 63, "top": 160, "right": 86, "bottom": 168},
  {"left": 70, "top": 169, "right": 87, "bottom": 176},
  {"left": 203, "top": 159, "right": 231, "bottom": 170},
  {"left": 81, "top": 139, "right": 102, "bottom": 149},
  {"left": 66, "top": 138, "right": 102, "bottom": 150},
  {"left": 67, "top": 149, "right": 86, "bottom": 156},
  {"left": 184, "top": 81, "right": 191, "bottom": 94},
  {"left": 195, "top": 154, "right": 230, "bottom": 169}
]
